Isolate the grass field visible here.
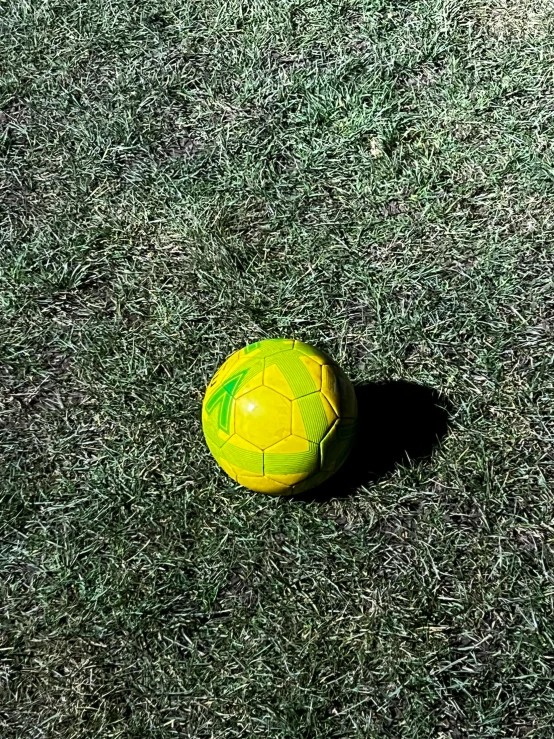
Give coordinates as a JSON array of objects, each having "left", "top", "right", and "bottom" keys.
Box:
[{"left": 2, "top": 0, "right": 554, "bottom": 736}]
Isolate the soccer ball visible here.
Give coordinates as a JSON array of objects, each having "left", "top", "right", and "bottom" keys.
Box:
[{"left": 202, "top": 339, "right": 357, "bottom": 496}]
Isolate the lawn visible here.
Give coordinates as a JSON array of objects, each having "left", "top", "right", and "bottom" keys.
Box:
[{"left": 1, "top": 0, "right": 554, "bottom": 736}]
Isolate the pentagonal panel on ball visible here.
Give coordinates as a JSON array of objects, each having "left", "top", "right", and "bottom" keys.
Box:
[
  {"left": 297, "top": 354, "right": 322, "bottom": 392},
  {"left": 216, "top": 454, "right": 239, "bottom": 483},
  {"left": 202, "top": 388, "right": 235, "bottom": 447},
  {"left": 293, "top": 340, "right": 333, "bottom": 365},
  {"left": 264, "top": 434, "right": 319, "bottom": 487},
  {"left": 241, "top": 339, "right": 295, "bottom": 360},
  {"left": 229, "top": 360, "right": 265, "bottom": 399},
  {"left": 236, "top": 472, "right": 292, "bottom": 495},
  {"left": 263, "top": 351, "right": 321, "bottom": 400},
  {"left": 262, "top": 361, "right": 294, "bottom": 400},
  {"left": 222, "top": 433, "right": 264, "bottom": 475},
  {"left": 206, "top": 350, "right": 241, "bottom": 395},
  {"left": 235, "top": 385, "right": 292, "bottom": 450},
  {"left": 291, "top": 391, "right": 337, "bottom": 443},
  {"left": 217, "top": 349, "right": 243, "bottom": 377},
  {"left": 293, "top": 467, "right": 333, "bottom": 495},
  {"left": 321, "top": 364, "right": 358, "bottom": 419},
  {"left": 320, "top": 418, "right": 357, "bottom": 474},
  {"left": 321, "top": 364, "right": 340, "bottom": 415}
]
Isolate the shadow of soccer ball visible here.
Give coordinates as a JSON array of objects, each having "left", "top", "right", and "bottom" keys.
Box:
[{"left": 293, "top": 380, "right": 452, "bottom": 503}]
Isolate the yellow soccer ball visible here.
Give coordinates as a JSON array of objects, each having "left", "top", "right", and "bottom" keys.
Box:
[{"left": 202, "top": 339, "right": 357, "bottom": 496}]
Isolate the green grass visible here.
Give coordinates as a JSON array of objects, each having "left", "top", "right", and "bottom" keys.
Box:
[{"left": 2, "top": 0, "right": 554, "bottom": 736}]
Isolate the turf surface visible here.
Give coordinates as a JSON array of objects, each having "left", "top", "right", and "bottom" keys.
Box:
[{"left": 1, "top": 0, "right": 554, "bottom": 736}]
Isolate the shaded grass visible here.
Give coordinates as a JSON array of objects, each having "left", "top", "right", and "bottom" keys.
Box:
[{"left": 1, "top": 0, "right": 554, "bottom": 737}]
